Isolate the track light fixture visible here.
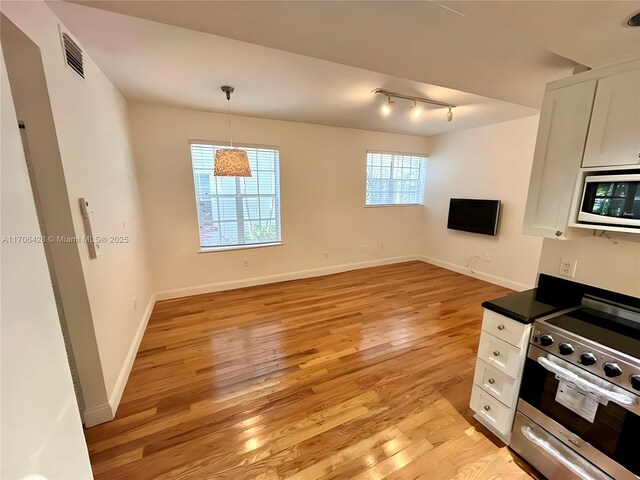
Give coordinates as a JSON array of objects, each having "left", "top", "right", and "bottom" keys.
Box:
[{"left": 373, "top": 88, "right": 455, "bottom": 122}]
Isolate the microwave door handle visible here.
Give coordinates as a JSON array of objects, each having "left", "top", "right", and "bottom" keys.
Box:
[
  {"left": 537, "top": 356, "right": 636, "bottom": 407},
  {"left": 520, "top": 426, "right": 606, "bottom": 480}
]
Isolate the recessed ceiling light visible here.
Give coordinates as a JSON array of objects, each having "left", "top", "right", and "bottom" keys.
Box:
[{"left": 627, "top": 11, "right": 640, "bottom": 26}]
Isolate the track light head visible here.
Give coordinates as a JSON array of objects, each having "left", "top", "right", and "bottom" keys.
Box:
[
  {"left": 381, "top": 96, "right": 394, "bottom": 116},
  {"left": 446, "top": 107, "right": 453, "bottom": 122},
  {"left": 410, "top": 101, "right": 422, "bottom": 119}
]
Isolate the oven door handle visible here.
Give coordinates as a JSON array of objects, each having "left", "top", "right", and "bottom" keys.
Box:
[
  {"left": 520, "top": 426, "right": 606, "bottom": 480},
  {"left": 537, "top": 356, "right": 636, "bottom": 407}
]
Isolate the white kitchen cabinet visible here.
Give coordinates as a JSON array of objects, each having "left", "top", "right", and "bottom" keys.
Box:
[
  {"left": 470, "top": 309, "right": 532, "bottom": 442},
  {"left": 523, "top": 80, "right": 597, "bottom": 239},
  {"left": 583, "top": 69, "right": 640, "bottom": 168}
]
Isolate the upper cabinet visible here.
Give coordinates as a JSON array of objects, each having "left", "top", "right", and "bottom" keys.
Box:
[
  {"left": 583, "top": 69, "right": 640, "bottom": 168},
  {"left": 523, "top": 80, "right": 596, "bottom": 238}
]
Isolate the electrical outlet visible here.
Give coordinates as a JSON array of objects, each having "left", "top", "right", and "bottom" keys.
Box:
[
  {"left": 558, "top": 257, "right": 577, "bottom": 278},
  {"left": 359, "top": 244, "right": 368, "bottom": 253},
  {"left": 484, "top": 254, "right": 491, "bottom": 263},
  {"left": 243, "top": 258, "right": 249, "bottom": 267},
  {"left": 324, "top": 251, "right": 329, "bottom": 259},
  {"left": 133, "top": 297, "right": 137, "bottom": 311}
]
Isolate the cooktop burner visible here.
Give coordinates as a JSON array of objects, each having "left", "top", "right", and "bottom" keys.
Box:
[{"left": 547, "top": 307, "right": 640, "bottom": 359}]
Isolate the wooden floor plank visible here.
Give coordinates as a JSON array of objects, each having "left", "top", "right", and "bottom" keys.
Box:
[{"left": 84, "top": 261, "right": 535, "bottom": 479}]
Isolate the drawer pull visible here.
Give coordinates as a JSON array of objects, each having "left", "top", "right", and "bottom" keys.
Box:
[
  {"left": 493, "top": 350, "right": 500, "bottom": 357},
  {"left": 488, "top": 378, "right": 495, "bottom": 384},
  {"left": 483, "top": 405, "right": 491, "bottom": 411},
  {"left": 497, "top": 324, "right": 505, "bottom": 330}
]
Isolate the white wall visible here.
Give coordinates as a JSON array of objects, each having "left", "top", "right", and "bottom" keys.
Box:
[
  {"left": 2, "top": 0, "right": 154, "bottom": 421},
  {"left": 1, "top": 50, "right": 93, "bottom": 480},
  {"left": 419, "top": 116, "right": 544, "bottom": 291},
  {"left": 128, "top": 102, "right": 429, "bottom": 294},
  {"left": 538, "top": 234, "right": 640, "bottom": 297}
]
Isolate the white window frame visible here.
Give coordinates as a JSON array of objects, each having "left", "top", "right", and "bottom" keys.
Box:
[
  {"left": 189, "top": 140, "right": 283, "bottom": 252},
  {"left": 365, "top": 150, "right": 428, "bottom": 207}
]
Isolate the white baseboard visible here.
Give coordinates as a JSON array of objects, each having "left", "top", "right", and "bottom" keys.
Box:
[
  {"left": 83, "top": 402, "right": 114, "bottom": 428},
  {"left": 106, "top": 292, "right": 157, "bottom": 418},
  {"left": 417, "top": 255, "right": 533, "bottom": 292},
  {"left": 155, "top": 255, "right": 422, "bottom": 301}
]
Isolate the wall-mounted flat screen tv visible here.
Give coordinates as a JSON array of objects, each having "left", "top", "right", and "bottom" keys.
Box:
[{"left": 447, "top": 198, "right": 501, "bottom": 236}]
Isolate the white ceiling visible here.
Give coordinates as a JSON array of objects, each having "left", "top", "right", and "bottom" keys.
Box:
[
  {"left": 485, "top": 1, "right": 640, "bottom": 69},
  {"left": 48, "top": 1, "right": 639, "bottom": 136}
]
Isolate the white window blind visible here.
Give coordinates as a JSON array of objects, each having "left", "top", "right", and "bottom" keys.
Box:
[
  {"left": 190, "top": 143, "right": 281, "bottom": 249},
  {"left": 365, "top": 151, "right": 427, "bottom": 206}
]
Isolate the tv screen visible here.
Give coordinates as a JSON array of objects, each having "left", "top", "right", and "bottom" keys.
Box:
[{"left": 447, "top": 198, "right": 501, "bottom": 236}]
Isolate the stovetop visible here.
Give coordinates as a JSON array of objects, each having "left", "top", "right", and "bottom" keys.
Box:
[
  {"left": 546, "top": 307, "right": 640, "bottom": 359},
  {"left": 532, "top": 299, "right": 640, "bottom": 394}
]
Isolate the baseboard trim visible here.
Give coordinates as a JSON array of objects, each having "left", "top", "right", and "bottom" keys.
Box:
[
  {"left": 417, "top": 255, "right": 533, "bottom": 292},
  {"left": 107, "top": 292, "right": 157, "bottom": 417},
  {"left": 155, "top": 255, "right": 422, "bottom": 301},
  {"left": 83, "top": 402, "right": 114, "bottom": 428}
]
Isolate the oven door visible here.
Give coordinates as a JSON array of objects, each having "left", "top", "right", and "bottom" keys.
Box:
[
  {"left": 578, "top": 174, "right": 640, "bottom": 227},
  {"left": 518, "top": 345, "right": 640, "bottom": 479}
]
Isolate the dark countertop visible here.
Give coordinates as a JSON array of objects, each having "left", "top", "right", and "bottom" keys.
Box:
[
  {"left": 481, "top": 274, "right": 640, "bottom": 324},
  {"left": 481, "top": 288, "right": 574, "bottom": 324}
]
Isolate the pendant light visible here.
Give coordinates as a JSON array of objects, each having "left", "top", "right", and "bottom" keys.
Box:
[{"left": 214, "top": 86, "right": 251, "bottom": 177}]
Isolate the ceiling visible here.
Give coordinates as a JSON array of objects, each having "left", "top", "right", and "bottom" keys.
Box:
[
  {"left": 485, "top": 1, "right": 640, "bottom": 69},
  {"left": 48, "top": 1, "right": 639, "bottom": 136}
]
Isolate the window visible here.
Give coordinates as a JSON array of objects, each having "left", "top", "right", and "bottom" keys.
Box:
[
  {"left": 365, "top": 151, "right": 427, "bottom": 206},
  {"left": 190, "top": 142, "right": 281, "bottom": 250}
]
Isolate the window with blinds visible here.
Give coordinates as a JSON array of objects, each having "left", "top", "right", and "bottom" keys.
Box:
[
  {"left": 365, "top": 151, "right": 427, "bottom": 206},
  {"left": 190, "top": 142, "right": 282, "bottom": 250}
]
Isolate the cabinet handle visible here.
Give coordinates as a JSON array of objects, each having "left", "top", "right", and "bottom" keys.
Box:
[
  {"left": 493, "top": 351, "right": 500, "bottom": 357},
  {"left": 483, "top": 405, "right": 491, "bottom": 411},
  {"left": 488, "top": 378, "right": 495, "bottom": 384},
  {"left": 497, "top": 324, "right": 505, "bottom": 330},
  {"left": 555, "top": 231, "right": 563, "bottom": 237}
]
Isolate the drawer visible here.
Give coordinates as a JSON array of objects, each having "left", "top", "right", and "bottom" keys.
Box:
[
  {"left": 482, "top": 309, "right": 530, "bottom": 348},
  {"left": 477, "top": 331, "right": 524, "bottom": 379},
  {"left": 470, "top": 386, "right": 513, "bottom": 436},
  {"left": 511, "top": 413, "right": 613, "bottom": 480},
  {"left": 473, "top": 358, "right": 518, "bottom": 408}
]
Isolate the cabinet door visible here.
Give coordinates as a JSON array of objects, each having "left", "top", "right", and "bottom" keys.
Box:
[
  {"left": 583, "top": 69, "right": 640, "bottom": 167},
  {"left": 523, "top": 80, "right": 596, "bottom": 238}
]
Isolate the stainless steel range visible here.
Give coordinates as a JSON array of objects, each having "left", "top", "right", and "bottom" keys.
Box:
[{"left": 511, "top": 295, "right": 640, "bottom": 480}]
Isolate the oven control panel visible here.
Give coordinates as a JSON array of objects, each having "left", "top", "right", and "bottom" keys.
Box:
[{"left": 531, "top": 327, "right": 640, "bottom": 394}]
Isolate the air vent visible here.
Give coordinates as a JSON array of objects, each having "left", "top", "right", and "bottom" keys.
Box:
[{"left": 62, "top": 33, "right": 84, "bottom": 78}]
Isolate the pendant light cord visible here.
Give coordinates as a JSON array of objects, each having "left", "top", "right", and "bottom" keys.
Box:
[{"left": 227, "top": 98, "right": 233, "bottom": 148}]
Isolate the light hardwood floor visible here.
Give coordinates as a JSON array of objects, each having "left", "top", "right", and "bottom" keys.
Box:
[{"left": 85, "top": 261, "right": 536, "bottom": 479}]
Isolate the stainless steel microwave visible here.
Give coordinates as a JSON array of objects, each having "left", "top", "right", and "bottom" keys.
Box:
[{"left": 578, "top": 174, "right": 640, "bottom": 228}]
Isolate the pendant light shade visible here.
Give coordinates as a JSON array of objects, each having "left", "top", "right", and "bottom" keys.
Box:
[
  {"left": 214, "top": 86, "right": 252, "bottom": 177},
  {"left": 214, "top": 148, "right": 251, "bottom": 177}
]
